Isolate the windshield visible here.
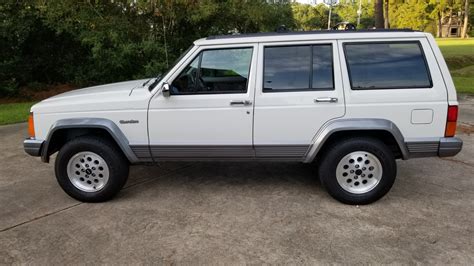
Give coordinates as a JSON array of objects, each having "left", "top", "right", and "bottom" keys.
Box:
[{"left": 150, "top": 44, "right": 195, "bottom": 90}]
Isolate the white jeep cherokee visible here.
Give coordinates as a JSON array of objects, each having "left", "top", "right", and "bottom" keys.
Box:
[{"left": 24, "top": 30, "right": 463, "bottom": 204}]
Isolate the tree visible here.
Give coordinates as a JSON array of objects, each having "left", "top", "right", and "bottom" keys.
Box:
[
  {"left": 461, "top": 0, "right": 470, "bottom": 38},
  {"left": 374, "top": 0, "right": 384, "bottom": 28},
  {"left": 384, "top": 0, "right": 389, "bottom": 28},
  {"left": 1, "top": 0, "right": 297, "bottom": 96},
  {"left": 429, "top": 0, "right": 449, "bottom": 38},
  {"left": 390, "top": 1, "right": 431, "bottom": 31},
  {"left": 292, "top": 3, "right": 329, "bottom": 30},
  {"left": 334, "top": 0, "right": 374, "bottom": 29}
]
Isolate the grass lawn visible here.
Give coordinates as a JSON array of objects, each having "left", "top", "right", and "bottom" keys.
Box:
[
  {"left": 437, "top": 38, "right": 474, "bottom": 94},
  {"left": 452, "top": 77, "right": 474, "bottom": 94},
  {"left": 437, "top": 38, "right": 474, "bottom": 57},
  {"left": 0, "top": 102, "right": 36, "bottom": 126}
]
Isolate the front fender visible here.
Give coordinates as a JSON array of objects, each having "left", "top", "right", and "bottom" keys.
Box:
[{"left": 41, "top": 118, "right": 139, "bottom": 163}]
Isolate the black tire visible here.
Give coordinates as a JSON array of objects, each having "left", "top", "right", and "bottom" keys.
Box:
[
  {"left": 318, "top": 137, "right": 397, "bottom": 205},
  {"left": 55, "top": 136, "right": 129, "bottom": 202}
]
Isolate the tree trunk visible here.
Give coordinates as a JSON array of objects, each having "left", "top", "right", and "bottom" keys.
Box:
[
  {"left": 445, "top": 9, "right": 453, "bottom": 38},
  {"left": 437, "top": 12, "right": 443, "bottom": 38},
  {"left": 461, "top": 0, "right": 470, "bottom": 38},
  {"left": 384, "top": 0, "right": 389, "bottom": 29},
  {"left": 374, "top": 0, "right": 384, "bottom": 28}
]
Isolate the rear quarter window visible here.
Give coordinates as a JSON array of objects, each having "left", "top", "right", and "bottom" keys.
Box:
[{"left": 344, "top": 41, "right": 432, "bottom": 90}]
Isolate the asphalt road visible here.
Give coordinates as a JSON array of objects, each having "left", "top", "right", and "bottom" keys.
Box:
[{"left": 0, "top": 97, "right": 473, "bottom": 264}]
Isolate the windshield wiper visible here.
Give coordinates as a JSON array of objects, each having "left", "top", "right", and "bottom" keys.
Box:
[
  {"left": 147, "top": 74, "right": 162, "bottom": 91},
  {"left": 142, "top": 78, "right": 154, "bottom": 87}
]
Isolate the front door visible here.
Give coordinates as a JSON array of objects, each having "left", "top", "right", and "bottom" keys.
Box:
[
  {"left": 253, "top": 40, "right": 345, "bottom": 160},
  {"left": 148, "top": 44, "right": 257, "bottom": 160}
]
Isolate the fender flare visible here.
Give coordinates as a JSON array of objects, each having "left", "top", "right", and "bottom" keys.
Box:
[
  {"left": 41, "top": 118, "right": 139, "bottom": 163},
  {"left": 303, "top": 118, "right": 409, "bottom": 163}
]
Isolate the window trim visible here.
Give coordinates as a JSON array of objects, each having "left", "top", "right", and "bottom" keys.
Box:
[
  {"left": 170, "top": 46, "right": 254, "bottom": 96},
  {"left": 343, "top": 41, "right": 433, "bottom": 90},
  {"left": 262, "top": 44, "right": 335, "bottom": 93}
]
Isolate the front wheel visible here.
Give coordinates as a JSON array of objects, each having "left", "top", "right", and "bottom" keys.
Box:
[
  {"left": 318, "top": 137, "right": 397, "bottom": 205},
  {"left": 55, "top": 136, "right": 129, "bottom": 202}
]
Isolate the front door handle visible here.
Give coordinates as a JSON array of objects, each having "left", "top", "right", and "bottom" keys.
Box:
[
  {"left": 314, "top": 97, "right": 338, "bottom": 103},
  {"left": 230, "top": 100, "right": 252, "bottom": 106}
]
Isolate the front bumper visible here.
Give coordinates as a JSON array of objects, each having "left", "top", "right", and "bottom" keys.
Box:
[
  {"left": 406, "top": 137, "right": 463, "bottom": 158},
  {"left": 24, "top": 139, "right": 44, "bottom": 157}
]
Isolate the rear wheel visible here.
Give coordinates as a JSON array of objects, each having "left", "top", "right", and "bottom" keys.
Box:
[
  {"left": 318, "top": 137, "right": 397, "bottom": 205},
  {"left": 55, "top": 136, "right": 129, "bottom": 202}
]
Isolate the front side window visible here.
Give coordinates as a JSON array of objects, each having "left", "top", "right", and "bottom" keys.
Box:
[
  {"left": 344, "top": 42, "right": 432, "bottom": 90},
  {"left": 263, "top": 44, "right": 334, "bottom": 92},
  {"left": 171, "top": 47, "right": 253, "bottom": 95}
]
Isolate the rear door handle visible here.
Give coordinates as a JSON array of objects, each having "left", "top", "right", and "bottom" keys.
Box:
[
  {"left": 314, "top": 97, "right": 338, "bottom": 103},
  {"left": 230, "top": 100, "right": 252, "bottom": 106}
]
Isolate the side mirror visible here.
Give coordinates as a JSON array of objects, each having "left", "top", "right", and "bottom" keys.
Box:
[{"left": 162, "top": 83, "right": 170, "bottom": 97}]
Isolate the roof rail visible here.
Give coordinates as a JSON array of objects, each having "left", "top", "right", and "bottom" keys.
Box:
[{"left": 206, "top": 28, "right": 416, "bottom": 40}]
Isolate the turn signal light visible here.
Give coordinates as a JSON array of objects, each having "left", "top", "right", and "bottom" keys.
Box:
[
  {"left": 28, "top": 112, "right": 35, "bottom": 138},
  {"left": 445, "top": 105, "right": 458, "bottom": 137}
]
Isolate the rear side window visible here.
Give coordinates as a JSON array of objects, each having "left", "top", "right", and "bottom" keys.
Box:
[
  {"left": 263, "top": 44, "right": 334, "bottom": 92},
  {"left": 344, "top": 42, "right": 432, "bottom": 90}
]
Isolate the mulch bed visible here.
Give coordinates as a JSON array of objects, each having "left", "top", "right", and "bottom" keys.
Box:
[{"left": 0, "top": 84, "right": 78, "bottom": 104}]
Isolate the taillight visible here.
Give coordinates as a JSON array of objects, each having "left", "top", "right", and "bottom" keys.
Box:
[
  {"left": 28, "top": 112, "right": 35, "bottom": 138},
  {"left": 445, "top": 105, "right": 458, "bottom": 137}
]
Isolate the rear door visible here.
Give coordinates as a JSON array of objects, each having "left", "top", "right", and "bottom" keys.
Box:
[{"left": 253, "top": 40, "right": 345, "bottom": 160}]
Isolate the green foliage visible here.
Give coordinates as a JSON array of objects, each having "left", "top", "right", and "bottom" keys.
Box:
[
  {"left": 389, "top": 0, "right": 431, "bottom": 30},
  {"left": 0, "top": 0, "right": 294, "bottom": 97},
  {"left": 334, "top": 0, "right": 374, "bottom": 29},
  {"left": 292, "top": 3, "right": 329, "bottom": 30},
  {"left": 1, "top": 0, "right": 471, "bottom": 98},
  {"left": 1, "top": 1, "right": 84, "bottom": 96}
]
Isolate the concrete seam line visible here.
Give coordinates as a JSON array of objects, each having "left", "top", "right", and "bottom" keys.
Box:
[
  {"left": 122, "top": 162, "right": 199, "bottom": 191},
  {"left": 439, "top": 157, "right": 474, "bottom": 168},
  {"left": 0, "top": 163, "right": 198, "bottom": 234},
  {"left": 0, "top": 203, "right": 82, "bottom": 233}
]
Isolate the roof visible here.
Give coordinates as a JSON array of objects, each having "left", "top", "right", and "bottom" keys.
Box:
[{"left": 194, "top": 29, "right": 429, "bottom": 46}]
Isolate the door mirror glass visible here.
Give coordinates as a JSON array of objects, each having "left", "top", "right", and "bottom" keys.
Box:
[{"left": 162, "top": 83, "right": 170, "bottom": 97}]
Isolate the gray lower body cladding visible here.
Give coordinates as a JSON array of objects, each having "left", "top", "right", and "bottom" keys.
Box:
[
  {"left": 23, "top": 139, "right": 44, "bottom": 157},
  {"left": 130, "top": 145, "right": 309, "bottom": 161},
  {"left": 405, "top": 137, "right": 462, "bottom": 158},
  {"left": 25, "top": 137, "right": 462, "bottom": 163}
]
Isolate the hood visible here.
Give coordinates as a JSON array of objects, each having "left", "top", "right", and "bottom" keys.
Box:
[
  {"left": 44, "top": 79, "right": 147, "bottom": 102},
  {"left": 32, "top": 79, "right": 151, "bottom": 114}
]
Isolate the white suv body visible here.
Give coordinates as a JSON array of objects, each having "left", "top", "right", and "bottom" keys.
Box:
[{"left": 24, "top": 30, "right": 462, "bottom": 204}]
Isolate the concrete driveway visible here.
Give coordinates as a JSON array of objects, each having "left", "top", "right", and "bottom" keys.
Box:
[{"left": 1, "top": 97, "right": 473, "bottom": 264}]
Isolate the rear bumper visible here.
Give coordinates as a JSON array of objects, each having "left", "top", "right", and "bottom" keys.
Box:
[
  {"left": 406, "top": 137, "right": 463, "bottom": 158},
  {"left": 24, "top": 139, "right": 44, "bottom": 157},
  {"left": 438, "top": 137, "right": 463, "bottom": 157}
]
